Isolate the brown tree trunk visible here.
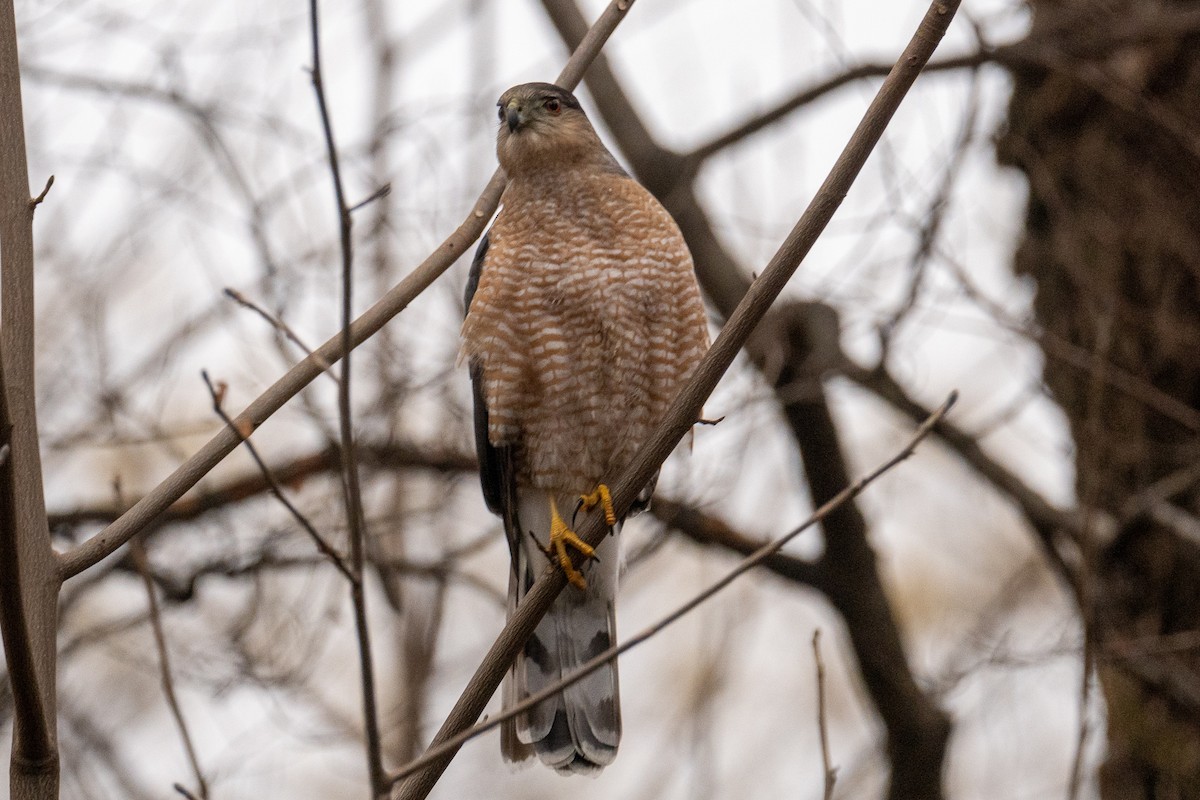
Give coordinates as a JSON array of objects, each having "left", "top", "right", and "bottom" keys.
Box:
[
  {"left": 998, "top": 2, "right": 1200, "bottom": 796},
  {"left": 0, "top": 0, "right": 60, "bottom": 796}
]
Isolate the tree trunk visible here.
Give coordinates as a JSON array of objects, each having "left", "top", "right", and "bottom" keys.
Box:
[
  {"left": 998, "top": 1, "right": 1200, "bottom": 796},
  {"left": 0, "top": 3, "right": 61, "bottom": 798}
]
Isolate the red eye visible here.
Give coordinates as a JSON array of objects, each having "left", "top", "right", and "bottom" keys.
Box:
[{"left": 544, "top": 98, "right": 561, "bottom": 113}]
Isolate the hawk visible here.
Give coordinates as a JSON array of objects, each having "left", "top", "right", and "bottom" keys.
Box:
[{"left": 462, "top": 83, "right": 709, "bottom": 774}]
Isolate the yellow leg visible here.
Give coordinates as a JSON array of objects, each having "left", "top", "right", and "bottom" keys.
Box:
[
  {"left": 578, "top": 483, "right": 617, "bottom": 527},
  {"left": 549, "top": 496, "right": 595, "bottom": 590}
]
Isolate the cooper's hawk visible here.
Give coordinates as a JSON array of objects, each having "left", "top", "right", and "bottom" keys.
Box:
[{"left": 462, "top": 83, "right": 709, "bottom": 774}]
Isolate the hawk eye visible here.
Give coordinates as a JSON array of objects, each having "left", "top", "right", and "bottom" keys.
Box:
[
  {"left": 543, "top": 98, "right": 561, "bottom": 113},
  {"left": 497, "top": 105, "right": 505, "bottom": 122}
]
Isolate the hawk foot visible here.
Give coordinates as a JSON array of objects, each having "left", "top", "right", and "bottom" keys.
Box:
[
  {"left": 576, "top": 483, "right": 617, "bottom": 528},
  {"left": 546, "top": 496, "right": 595, "bottom": 590}
]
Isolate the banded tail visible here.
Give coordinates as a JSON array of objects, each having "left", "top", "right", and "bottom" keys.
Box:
[{"left": 501, "top": 490, "right": 621, "bottom": 774}]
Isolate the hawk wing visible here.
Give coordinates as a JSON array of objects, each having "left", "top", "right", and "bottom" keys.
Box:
[{"left": 465, "top": 233, "right": 522, "bottom": 562}]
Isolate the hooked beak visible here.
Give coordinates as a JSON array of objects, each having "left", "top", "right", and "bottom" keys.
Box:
[{"left": 505, "top": 102, "right": 522, "bottom": 133}]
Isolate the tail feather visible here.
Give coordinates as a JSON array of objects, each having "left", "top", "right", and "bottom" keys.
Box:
[{"left": 501, "top": 490, "right": 621, "bottom": 774}]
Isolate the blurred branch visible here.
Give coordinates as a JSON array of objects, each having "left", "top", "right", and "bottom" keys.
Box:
[
  {"left": 307, "top": 0, "right": 385, "bottom": 791},
  {"left": 685, "top": 6, "right": 1200, "bottom": 166},
  {"left": 200, "top": 370, "right": 354, "bottom": 581},
  {"left": 842, "top": 361, "right": 1082, "bottom": 588},
  {"left": 0, "top": 4, "right": 60, "bottom": 797},
  {"left": 686, "top": 52, "right": 989, "bottom": 166},
  {"left": 390, "top": 395, "right": 953, "bottom": 786},
  {"left": 224, "top": 288, "right": 337, "bottom": 378},
  {"left": 118, "top": 549, "right": 503, "bottom": 608},
  {"left": 940, "top": 222, "right": 1200, "bottom": 435},
  {"left": 396, "top": 4, "right": 960, "bottom": 796},
  {"left": 650, "top": 498, "right": 825, "bottom": 590},
  {"left": 24, "top": 62, "right": 288, "bottom": 301},
  {"left": 131, "top": 542, "right": 208, "bottom": 800},
  {"left": 48, "top": 441, "right": 474, "bottom": 530},
  {"left": 879, "top": 69, "right": 980, "bottom": 348}
]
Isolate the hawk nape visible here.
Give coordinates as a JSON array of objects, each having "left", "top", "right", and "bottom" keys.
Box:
[{"left": 461, "top": 82, "right": 709, "bottom": 775}]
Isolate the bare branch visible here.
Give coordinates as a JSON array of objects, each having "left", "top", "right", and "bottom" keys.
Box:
[
  {"left": 388, "top": 395, "right": 956, "bottom": 787},
  {"left": 48, "top": 441, "right": 474, "bottom": 530},
  {"left": 307, "top": 0, "right": 384, "bottom": 790},
  {"left": 199, "top": 371, "right": 354, "bottom": 582},
  {"left": 348, "top": 184, "right": 392, "bottom": 214},
  {"left": 394, "top": 4, "right": 961, "bottom": 794},
  {"left": 649, "top": 498, "right": 825, "bottom": 589},
  {"left": 686, "top": 53, "right": 990, "bottom": 166},
  {"left": 841, "top": 361, "right": 1083, "bottom": 590},
  {"left": 684, "top": 7, "right": 1200, "bottom": 165},
  {"left": 223, "top": 288, "right": 336, "bottom": 378},
  {"left": 174, "top": 784, "right": 201, "bottom": 800},
  {"left": 813, "top": 630, "right": 837, "bottom": 800},
  {"left": 131, "top": 542, "right": 209, "bottom": 800}
]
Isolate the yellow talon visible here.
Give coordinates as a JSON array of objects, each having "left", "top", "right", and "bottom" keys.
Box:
[
  {"left": 549, "top": 496, "right": 595, "bottom": 590},
  {"left": 578, "top": 484, "right": 617, "bottom": 528}
]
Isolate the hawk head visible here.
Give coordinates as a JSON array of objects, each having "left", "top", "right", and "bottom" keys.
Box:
[{"left": 495, "top": 83, "right": 621, "bottom": 177}]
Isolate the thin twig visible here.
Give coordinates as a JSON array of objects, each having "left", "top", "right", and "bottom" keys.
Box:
[
  {"left": 308, "top": 0, "right": 384, "bottom": 792},
  {"left": 387, "top": 395, "right": 955, "bottom": 786},
  {"left": 348, "top": 183, "right": 392, "bottom": 214},
  {"left": 937, "top": 246, "right": 1200, "bottom": 433},
  {"left": 879, "top": 67, "right": 980, "bottom": 347},
  {"left": 222, "top": 288, "right": 336, "bottom": 378},
  {"left": 394, "top": 5, "right": 960, "bottom": 793},
  {"left": 131, "top": 541, "right": 209, "bottom": 800},
  {"left": 174, "top": 785, "right": 201, "bottom": 800},
  {"left": 813, "top": 629, "right": 837, "bottom": 800},
  {"left": 29, "top": 174, "right": 53, "bottom": 209},
  {"left": 685, "top": 53, "right": 989, "bottom": 167},
  {"left": 200, "top": 370, "right": 354, "bottom": 582}
]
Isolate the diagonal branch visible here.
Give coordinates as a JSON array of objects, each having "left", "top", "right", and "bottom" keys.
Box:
[
  {"left": 394, "top": 4, "right": 960, "bottom": 796},
  {"left": 199, "top": 371, "right": 354, "bottom": 582},
  {"left": 684, "top": 7, "right": 1200, "bottom": 166},
  {"left": 57, "top": 0, "right": 640, "bottom": 581},
  {"left": 686, "top": 53, "right": 990, "bottom": 166},
  {"left": 387, "top": 395, "right": 952, "bottom": 787}
]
